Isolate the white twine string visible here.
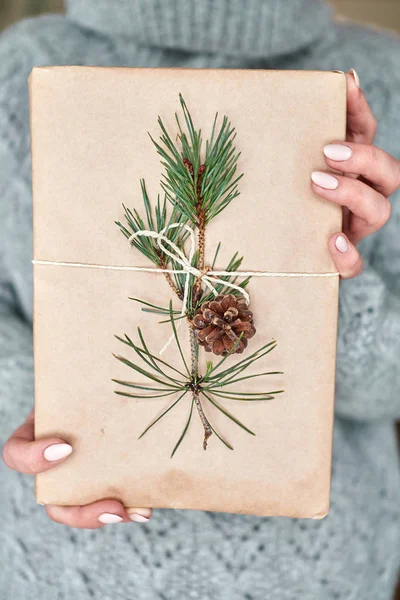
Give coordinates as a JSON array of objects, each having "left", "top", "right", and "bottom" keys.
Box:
[
  {"left": 32, "top": 260, "right": 339, "bottom": 278},
  {"left": 32, "top": 223, "right": 339, "bottom": 355}
]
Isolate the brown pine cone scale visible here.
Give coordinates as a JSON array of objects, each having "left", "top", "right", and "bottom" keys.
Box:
[{"left": 192, "top": 294, "right": 256, "bottom": 356}]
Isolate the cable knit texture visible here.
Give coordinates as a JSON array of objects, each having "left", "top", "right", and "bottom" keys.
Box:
[{"left": 1, "top": 1, "right": 400, "bottom": 599}]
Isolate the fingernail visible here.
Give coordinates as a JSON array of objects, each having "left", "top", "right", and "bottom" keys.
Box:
[
  {"left": 323, "top": 144, "right": 353, "bottom": 162},
  {"left": 127, "top": 508, "right": 151, "bottom": 523},
  {"left": 44, "top": 443, "right": 73, "bottom": 461},
  {"left": 129, "top": 514, "right": 150, "bottom": 523},
  {"left": 311, "top": 171, "right": 339, "bottom": 190},
  {"left": 335, "top": 235, "right": 349, "bottom": 253},
  {"left": 98, "top": 513, "right": 123, "bottom": 524},
  {"left": 349, "top": 68, "right": 360, "bottom": 88}
]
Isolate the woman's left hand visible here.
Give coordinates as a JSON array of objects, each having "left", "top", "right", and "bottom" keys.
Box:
[{"left": 311, "top": 69, "right": 400, "bottom": 279}]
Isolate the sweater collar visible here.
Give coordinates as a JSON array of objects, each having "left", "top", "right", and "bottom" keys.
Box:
[{"left": 66, "top": 0, "right": 333, "bottom": 59}]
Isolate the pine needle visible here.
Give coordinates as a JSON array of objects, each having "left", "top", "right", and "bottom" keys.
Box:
[
  {"left": 139, "top": 390, "right": 188, "bottom": 440},
  {"left": 170, "top": 397, "right": 195, "bottom": 458}
]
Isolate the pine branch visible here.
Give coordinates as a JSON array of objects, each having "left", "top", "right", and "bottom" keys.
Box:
[
  {"left": 113, "top": 319, "right": 282, "bottom": 456},
  {"left": 116, "top": 97, "right": 246, "bottom": 310},
  {"left": 113, "top": 93, "right": 283, "bottom": 456}
]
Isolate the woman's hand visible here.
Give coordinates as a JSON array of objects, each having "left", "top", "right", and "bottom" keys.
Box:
[
  {"left": 2, "top": 410, "right": 152, "bottom": 528},
  {"left": 311, "top": 69, "right": 400, "bottom": 278}
]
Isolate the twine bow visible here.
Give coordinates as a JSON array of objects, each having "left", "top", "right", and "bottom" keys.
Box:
[
  {"left": 128, "top": 223, "right": 250, "bottom": 313},
  {"left": 128, "top": 223, "right": 250, "bottom": 353}
]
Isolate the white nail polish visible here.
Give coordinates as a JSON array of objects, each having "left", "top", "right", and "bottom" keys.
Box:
[
  {"left": 335, "top": 235, "right": 349, "bottom": 253},
  {"left": 323, "top": 144, "right": 353, "bottom": 162},
  {"left": 44, "top": 443, "right": 73, "bottom": 462},
  {"left": 127, "top": 508, "right": 151, "bottom": 522},
  {"left": 311, "top": 171, "right": 339, "bottom": 190},
  {"left": 98, "top": 513, "right": 123, "bottom": 524},
  {"left": 129, "top": 513, "right": 149, "bottom": 523},
  {"left": 129, "top": 513, "right": 150, "bottom": 523},
  {"left": 350, "top": 68, "right": 360, "bottom": 88}
]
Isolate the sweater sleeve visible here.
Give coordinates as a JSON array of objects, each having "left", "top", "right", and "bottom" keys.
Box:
[
  {"left": 0, "top": 26, "right": 36, "bottom": 436},
  {"left": 0, "top": 13, "right": 140, "bottom": 436},
  {"left": 0, "top": 193, "right": 35, "bottom": 435},
  {"left": 333, "top": 46, "right": 400, "bottom": 423},
  {"left": 335, "top": 250, "right": 400, "bottom": 422},
  {"left": 0, "top": 272, "right": 34, "bottom": 429}
]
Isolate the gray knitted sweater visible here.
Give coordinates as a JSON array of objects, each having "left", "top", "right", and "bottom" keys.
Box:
[{"left": 1, "top": 1, "right": 400, "bottom": 599}]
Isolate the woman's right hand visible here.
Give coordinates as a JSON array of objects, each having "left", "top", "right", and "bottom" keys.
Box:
[{"left": 2, "top": 410, "right": 152, "bottom": 528}]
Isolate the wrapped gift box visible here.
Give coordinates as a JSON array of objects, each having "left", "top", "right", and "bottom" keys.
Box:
[{"left": 30, "top": 67, "right": 346, "bottom": 517}]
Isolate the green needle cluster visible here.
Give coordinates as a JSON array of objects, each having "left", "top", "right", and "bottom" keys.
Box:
[{"left": 113, "top": 305, "right": 283, "bottom": 457}]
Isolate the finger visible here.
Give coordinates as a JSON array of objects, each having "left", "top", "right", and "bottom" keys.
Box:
[
  {"left": 311, "top": 171, "right": 391, "bottom": 243},
  {"left": 328, "top": 233, "right": 364, "bottom": 279},
  {"left": 323, "top": 142, "right": 400, "bottom": 198},
  {"left": 346, "top": 70, "right": 377, "bottom": 145},
  {"left": 46, "top": 500, "right": 152, "bottom": 529},
  {"left": 2, "top": 412, "right": 73, "bottom": 474}
]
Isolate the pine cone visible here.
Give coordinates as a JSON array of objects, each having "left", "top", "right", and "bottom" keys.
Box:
[{"left": 192, "top": 294, "right": 256, "bottom": 356}]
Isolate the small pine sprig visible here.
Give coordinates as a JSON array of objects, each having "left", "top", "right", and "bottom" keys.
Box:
[
  {"left": 150, "top": 94, "right": 243, "bottom": 227},
  {"left": 113, "top": 304, "right": 283, "bottom": 457},
  {"left": 115, "top": 180, "right": 187, "bottom": 264},
  {"left": 115, "top": 93, "right": 249, "bottom": 313},
  {"left": 115, "top": 179, "right": 189, "bottom": 298}
]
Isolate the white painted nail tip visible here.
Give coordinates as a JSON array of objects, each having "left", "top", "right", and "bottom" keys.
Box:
[
  {"left": 350, "top": 68, "right": 360, "bottom": 88},
  {"left": 98, "top": 513, "right": 123, "bottom": 524},
  {"left": 44, "top": 443, "right": 73, "bottom": 462},
  {"left": 335, "top": 235, "right": 349, "bottom": 253},
  {"left": 311, "top": 171, "right": 339, "bottom": 190},
  {"left": 323, "top": 144, "right": 353, "bottom": 161},
  {"left": 129, "top": 513, "right": 150, "bottom": 523}
]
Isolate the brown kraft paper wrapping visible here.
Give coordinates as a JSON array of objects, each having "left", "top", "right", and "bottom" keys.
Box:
[{"left": 29, "top": 67, "right": 346, "bottom": 518}]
